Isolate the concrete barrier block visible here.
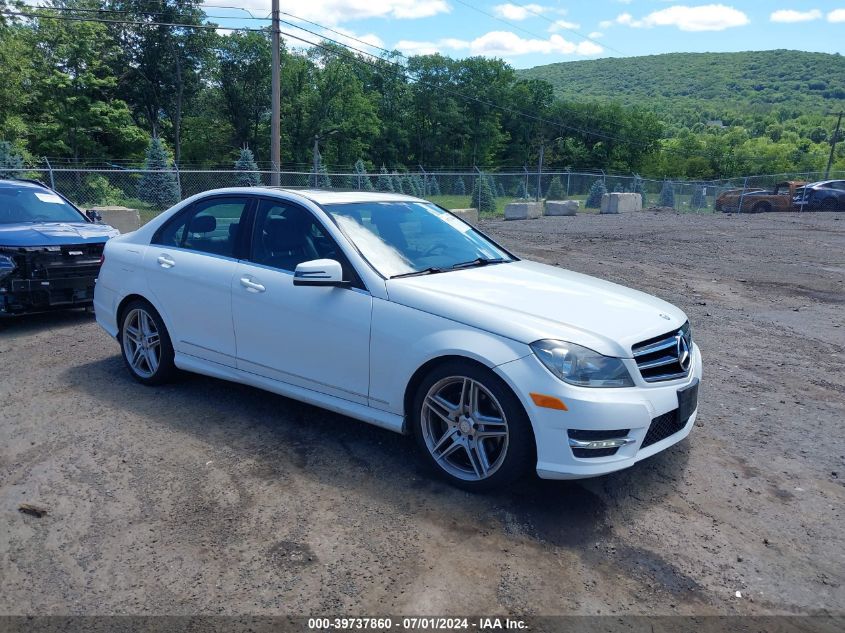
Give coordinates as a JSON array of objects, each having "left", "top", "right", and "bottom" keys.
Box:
[
  {"left": 90, "top": 206, "right": 141, "bottom": 234},
  {"left": 504, "top": 201, "right": 543, "bottom": 220},
  {"left": 450, "top": 208, "right": 479, "bottom": 226},
  {"left": 600, "top": 193, "right": 642, "bottom": 214},
  {"left": 545, "top": 200, "right": 579, "bottom": 216}
]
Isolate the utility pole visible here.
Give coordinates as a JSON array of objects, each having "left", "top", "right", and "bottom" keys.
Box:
[
  {"left": 825, "top": 111, "right": 843, "bottom": 180},
  {"left": 536, "top": 141, "right": 544, "bottom": 202},
  {"left": 270, "top": 0, "right": 281, "bottom": 186},
  {"left": 313, "top": 135, "right": 320, "bottom": 177}
]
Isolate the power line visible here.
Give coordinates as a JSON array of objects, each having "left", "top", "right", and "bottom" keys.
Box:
[{"left": 506, "top": 0, "right": 619, "bottom": 56}]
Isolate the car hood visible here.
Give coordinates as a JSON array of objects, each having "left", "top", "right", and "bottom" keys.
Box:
[
  {"left": 385, "top": 260, "right": 688, "bottom": 358},
  {"left": 0, "top": 222, "right": 119, "bottom": 247}
]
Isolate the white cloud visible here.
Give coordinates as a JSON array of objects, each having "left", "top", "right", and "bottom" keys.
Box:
[
  {"left": 547, "top": 19, "right": 582, "bottom": 32},
  {"left": 493, "top": 3, "right": 549, "bottom": 21},
  {"left": 603, "top": 5, "right": 749, "bottom": 31},
  {"left": 395, "top": 31, "right": 603, "bottom": 58},
  {"left": 588, "top": 31, "right": 604, "bottom": 39},
  {"left": 828, "top": 9, "right": 845, "bottom": 22},
  {"left": 770, "top": 9, "right": 822, "bottom": 23},
  {"left": 235, "top": 0, "right": 450, "bottom": 26},
  {"left": 332, "top": 27, "right": 386, "bottom": 51}
]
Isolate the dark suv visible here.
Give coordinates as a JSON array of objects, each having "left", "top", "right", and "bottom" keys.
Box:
[
  {"left": 793, "top": 180, "right": 845, "bottom": 211},
  {"left": 0, "top": 179, "right": 118, "bottom": 316}
]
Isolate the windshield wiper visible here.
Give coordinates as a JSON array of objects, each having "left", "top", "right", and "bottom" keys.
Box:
[
  {"left": 390, "top": 267, "right": 444, "bottom": 279},
  {"left": 448, "top": 257, "right": 509, "bottom": 271}
]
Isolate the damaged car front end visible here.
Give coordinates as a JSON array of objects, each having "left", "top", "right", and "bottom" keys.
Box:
[{"left": 0, "top": 180, "right": 119, "bottom": 316}]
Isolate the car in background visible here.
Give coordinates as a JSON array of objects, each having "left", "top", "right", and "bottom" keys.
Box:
[
  {"left": 95, "top": 188, "right": 702, "bottom": 490},
  {"left": 792, "top": 180, "right": 845, "bottom": 211},
  {"left": 0, "top": 179, "right": 118, "bottom": 316},
  {"left": 715, "top": 181, "right": 805, "bottom": 213}
]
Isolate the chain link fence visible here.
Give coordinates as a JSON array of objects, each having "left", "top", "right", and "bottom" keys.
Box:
[{"left": 2, "top": 166, "right": 843, "bottom": 219}]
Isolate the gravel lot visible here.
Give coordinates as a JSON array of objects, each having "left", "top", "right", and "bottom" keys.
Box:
[{"left": 1, "top": 210, "right": 843, "bottom": 617}]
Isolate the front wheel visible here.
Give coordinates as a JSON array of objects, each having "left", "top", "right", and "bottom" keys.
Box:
[
  {"left": 411, "top": 360, "right": 534, "bottom": 491},
  {"left": 120, "top": 299, "right": 176, "bottom": 385}
]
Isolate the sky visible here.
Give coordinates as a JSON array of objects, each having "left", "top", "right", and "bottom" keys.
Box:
[{"left": 205, "top": 1, "right": 845, "bottom": 68}]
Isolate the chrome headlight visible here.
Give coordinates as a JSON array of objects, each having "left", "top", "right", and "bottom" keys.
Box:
[{"left": 530, "top": 340, "right": 634, "bottom": 388}]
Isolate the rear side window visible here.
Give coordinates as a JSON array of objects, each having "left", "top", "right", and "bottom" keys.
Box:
[{"left": 153, "top": 197, "right": 249, "bottom": 258}]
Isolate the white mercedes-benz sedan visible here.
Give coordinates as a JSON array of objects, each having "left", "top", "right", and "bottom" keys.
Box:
[{"left": 95, "top": 188, "right": 702, "bottom": 490}]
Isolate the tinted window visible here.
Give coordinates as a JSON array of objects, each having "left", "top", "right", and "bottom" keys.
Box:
[
  {"left": 251, "top": 200, "right": 346, "bottom": 273},
  {"left": 154, "top": 197, "right": 249, "bottom": 258},
  {"left": 0, "top": 187, "right": 87, "bottom": 224}
]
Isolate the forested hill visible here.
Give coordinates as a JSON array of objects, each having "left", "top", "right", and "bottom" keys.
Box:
[{"left": 519, "top": 50, "right": 845, "bottom": 126}]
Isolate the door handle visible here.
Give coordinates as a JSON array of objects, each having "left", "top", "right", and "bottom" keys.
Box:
[
  {"left": 157, "top": 254, "right": 175, "bottom": 269},
  {"left": 240, "top": 276, "right": 265, "bottom": 293}
]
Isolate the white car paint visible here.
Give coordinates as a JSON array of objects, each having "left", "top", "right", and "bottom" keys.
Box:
[{"left": 95, "top": 187, "right": 702, "bottom": 479}]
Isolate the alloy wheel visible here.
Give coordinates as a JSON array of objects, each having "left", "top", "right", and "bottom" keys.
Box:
[
  {"left": 122, "top": 308, "right": 162, "bottom": 379},
  {"left": 420, "top": 376, "right": 510, "bottom": 481}
]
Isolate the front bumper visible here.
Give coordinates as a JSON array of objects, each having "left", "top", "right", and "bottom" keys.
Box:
[
  {"left": 495, "top": 343, "right": 703, "bottom": 479},
  {"left": 0, "top": 274, "right": 98, "bottom": 315}
]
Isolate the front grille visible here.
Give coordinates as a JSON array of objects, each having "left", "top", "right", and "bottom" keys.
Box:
[
  {"left": 632, "top": 322, "right": 692, "bottom": 383},
  {"left": 641, "top": 409, "right": 686, "bottom": 449},
  {"left": 14, "top": 243, "right": 104, "bottom": 281}
]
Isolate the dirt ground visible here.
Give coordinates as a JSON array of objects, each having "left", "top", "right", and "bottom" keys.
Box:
[{"left": 1, "top": 210, "right": 843, "bottom": 618}]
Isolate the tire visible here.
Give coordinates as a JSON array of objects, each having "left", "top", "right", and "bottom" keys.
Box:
[
  {"left": 751, "top": 201, "right": 771, "bottom": 214},
  {"left": 821, "top": 198, "right": 838, "bottom": 211},
  {"left": 411, "top": 360, "right": 534, "bottom": 492},
  {"left": 119, "top": 299, "right": 176, "bottom": 385}
]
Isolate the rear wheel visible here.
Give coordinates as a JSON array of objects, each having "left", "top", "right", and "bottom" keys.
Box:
[
  {"left": 411, "top": 360, "right": 534, "bottom": 491},
  {"left": 751, "top": 201, "right": 771, "bottom": 213},
  {"left": 120, "top": 299, "right": 176, "bottom": 385}
]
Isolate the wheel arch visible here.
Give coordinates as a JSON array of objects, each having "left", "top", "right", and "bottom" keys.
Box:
[{"left": 116, "top": 293, "right": 168, "bottom": 337}]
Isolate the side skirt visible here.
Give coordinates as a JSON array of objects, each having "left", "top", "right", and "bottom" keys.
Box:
[{"left": 174, "top": 353, "right": 407, "bottom": 434}]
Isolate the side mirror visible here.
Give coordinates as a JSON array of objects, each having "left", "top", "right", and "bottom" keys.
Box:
[
  {"left": 293, "top": 259, "right": 349, "bottom": 287},
  {"left": 86, "top": 209, "right": 102, "bottom": 223}
]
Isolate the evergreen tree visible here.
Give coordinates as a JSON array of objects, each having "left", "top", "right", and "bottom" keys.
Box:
[
  {"left": 515, "top": 179, "right": 529, "bottom": 199},
  {"left": 632, "top": 174, "right": 647, "bottom": 207},
  {"left": 0, "top": 141, "right": 24, "bottom": 179},
  {"left": 691, "top": 185, "right": 706, "bottom": 209},
  {"left": 470, "top": 175, "right": 496, "bottom": 213},
  {"left": 613, "top": 183, "right": 623, "bottom": 193},
  {"left": 376, "top": 166, "right": 394, "bottom": 192},
  {"left": 234, "top": 147, "right": 260, "bottom": 187},
  {"left": 659, "top": 180, "right": 676, "bottom": 208},
  {"left": 413, "top": 174, "right": 426, "bottom": 197},
  {"left": 585, "top": 179, "right": 607, "bottom": 208},
  {"left": 497, "top": 181, "right": 506, "bottom": 197},
  {"left": 546, "top": 176, "right": 565, "bottom": 200},
  {"left": 354, "top": 159, "right": 373, "bottom": 191},
  {"left": 404, "top": 174, "right": 419, "bottom": 197},
  {"left": 452, "top": 177, "right": 466, "bottom": 195},
  {"left": 428, "top": 175, "right": 441, "bottom": 196},
  {"left": 392, "top": 171, "right": 404, "bottom": 194},
  {"left": 486, "top": 174, "right": 498, "bottom": 200},
  {"left": 139, "top": 137, "right": 180, "bottom": 209}
]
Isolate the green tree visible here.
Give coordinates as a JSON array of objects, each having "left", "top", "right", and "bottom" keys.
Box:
[
  {"left": 234, "top": 146, "right": 260, "bottom": 186},
  {"left": 139, "top": 137, "right": 180, "bottom": 209},
  {"left": 659, "top": 180, "right": 676, "bottom": 208},
  {"left": 354, "top": 158, "right": 373, "bottom": 190},
  {"left": 632, "top": 174, "right": 647, "bottom": 207},
  {"left": 515, "top": 179, "right": 529, "bottom": 199},
  {"left": 546, "top": 176, "right": 565, "bottom": 200},
  {"left": 452, "top": 177, "right": 466, "bottom": 195},
  {"left": 0, "top": 140, "right": 24, "bottom": 179},
  {"left": 376, "top": 166, "right": 393, "bottom": 192},
  {"left": 471, "top": 174, "right": 495, "bottom": 213},
  {"left": 585, "top": 179, "right": 607, "bottom": 208},
  {"left": 428, "top": 175, "right": 441, "bottom": 196}
]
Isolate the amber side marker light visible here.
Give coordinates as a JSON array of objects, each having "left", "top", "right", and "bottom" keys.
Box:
[{"left": 529, "top": 393, "right": 568, "bottom": 411}]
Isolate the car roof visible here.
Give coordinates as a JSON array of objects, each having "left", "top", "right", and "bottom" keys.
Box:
[
  {"left": 0, "top": 179, "right": 50, "bottom": 190},
  {"left": 203, "top": 187, "right": 426, "bottom": 206}
]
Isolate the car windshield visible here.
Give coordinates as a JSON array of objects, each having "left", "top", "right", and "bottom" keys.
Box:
[
  {"left": 324, "top": 201, "right": 514, "bottom": 278},
  {"left": 0, "top": 187, "right": 87, "bottom": 224}
]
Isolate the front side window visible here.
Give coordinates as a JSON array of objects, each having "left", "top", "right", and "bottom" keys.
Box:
[
  {"left": 250, "top": 200, "right": 345, "bottom": 273},
  {"left": 153, "top": 197, "right": 249, "bottom": 258},
  {"left": 0, "top": 187, "right": 87, "bottom": 224},
  {"left": 324, "top": 201, "right": 513, "bottom": 278}
]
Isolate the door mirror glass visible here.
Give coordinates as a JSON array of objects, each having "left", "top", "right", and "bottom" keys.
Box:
[{"left": 293, "top": 259, "right": 347, "bottom": 287}]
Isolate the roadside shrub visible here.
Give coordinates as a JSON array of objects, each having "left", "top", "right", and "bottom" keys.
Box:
[
  {"left": 514, "top": 179, "right": 530, "bottom": 199},
  {"left": 452, "top": 176, "right": 466, "bottom": 195},
  {"left": 659, "top": 180, "right": 676, "bottom": 208},
  {"left": 497, "top": 181, "right": 505, "bottom": 197},
  {"left": 470, "top": 174, "right": 496, "bottom": 213},
  {"left": 585, "top": 179, "right": 607, "bottom": 208},
  {"left": 81, "top": 174, "right": 125, "bottom": 206},
  {"left": 234, "top": 147, "right": 260, "bottom": 187},
  {"left": 139, "top": 137, "right": 180, "bottom": 209},
  {"left": 545, "top": 176, "right": 565, "bottom": 200}
]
